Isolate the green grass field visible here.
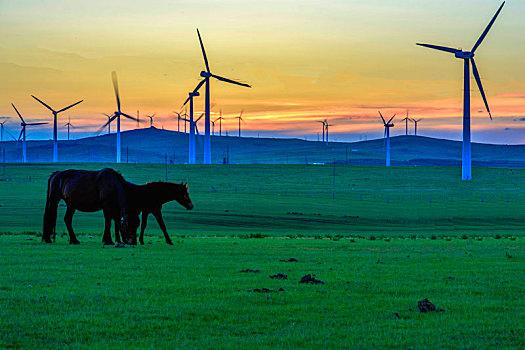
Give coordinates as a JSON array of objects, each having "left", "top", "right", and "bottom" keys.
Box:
[{"left": 0, "top": 163, "right": 524, "bottom": 348}]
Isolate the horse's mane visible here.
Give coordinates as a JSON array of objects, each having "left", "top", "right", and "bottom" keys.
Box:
[{"left": 102, "top": 168, "right": 127, "bottom": 184}]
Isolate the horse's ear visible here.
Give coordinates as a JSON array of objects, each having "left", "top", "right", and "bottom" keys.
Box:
[{"left": 184, "top": 182, "right": 188, "bottom": 190}]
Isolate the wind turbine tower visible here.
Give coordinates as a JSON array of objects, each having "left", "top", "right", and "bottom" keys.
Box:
[
  {"left": 195, "top": 28, "right": 251, "bottom": 164},
  {"left": 235, "top": 110, "right": 245, "bottom": 138},
  {"left": 417, "top": 2, "right": 504, "bottom": 180},
  {"left": 12, "top": 104, "right": 47, "bottom": 163},
  {"left": 183, "top": 86, "right": 202, "bottom": 164},
  {"left": 400, "top": 111, "right": 410, "bottom": 136},
  {"left": 214, "top": 110, "right": 224, "bottom": 136},
  {"left": 31, "top": 95, "right": 82, "bottom": 162},
  {"left": 411, "top": 118, "right": 422, "bottom": 136},
  {"left": 64, "top": 116, "right": 74, "bottom": 141},
  {"left": 98, "top": 71, "right": 137, "bottom": 163},
  {"left": 317, "top": 120, "right": 327, "bottom": 142},
  {"left": 380, "top": 111, "right": 395, "bottom": 166}
]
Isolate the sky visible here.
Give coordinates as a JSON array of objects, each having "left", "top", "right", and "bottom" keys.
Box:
[{"left": 1, "top": 0, "right": 524, "bottom": 144}]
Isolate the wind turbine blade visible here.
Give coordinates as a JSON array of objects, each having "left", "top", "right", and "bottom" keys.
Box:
[
  {"left": 470, "top": 58, "right": 492, "bottom": 119},
  {"left": 31, "top": 95, "right": 55, "bottom": 112},
  {"left": 196, "top": 28, "right": 211, "bottom": 73},
  {"left": 112, "top": 71, "right": 121, "bottom": 112},
  {"left": 97, "top": 115, "right": 117, "bottom": 134},
  {"left": 11, "top": 103, "right": 24, "bottom": 123},
  {"left": 239, "top": 110, "right": 244, "bottom": 118},
  {"left": 121, "top": 112, "right": 138, "bottom": 121},
  {"left": 211, "top": 74, "right": 251, "bottom": 88},
  {"left": 378, "top": 111, "right": 386, "bottom": 124},
  {"left": 195, "top": 113, "right": 204, "bottom": 123},
  {"left": 387, "top": 115, "right": 396, "bottom": 124},
  {"left": 416, "top": 43, "right": 460, "bottom": 54},
  {"left": 27, "top": 122, "right": 48, "bottom": 126},
  {"left": 57, "top": 100, "right": 83, "bottom": 114},
  {"left": 18, "top": 129, "right": 23, "bottom": 142},
  {"left": 471, "top": 2, "right": 505, "bottom": 53}
]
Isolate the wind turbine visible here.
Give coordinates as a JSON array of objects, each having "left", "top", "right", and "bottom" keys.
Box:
[
  {"left": 380, "top": 111, "right": 395, "bottom": 166},
  {"left": 417, "top": 2, "right": 504, "bottom": 180},
  {"left": 0, "top": 118, "right": 9, "bottom": 143},
  {"left": 64, "top": 116, "right": 74, "bottom": 141},
  {"left": 214, "top": 110, "right": 224, "bottom": 136},
  {"left": 235, "top": 110, "right": 245, "bottom": 138},
  {"left": 136, "top": 110, "right": 140, "bottom": 128},
  {"left": 195, "top": 28, "right": 251, "bottom": 164},
  {"left": 12, "top": 104, "right": 47, "bottom": 163},
  {"left": 400, "top": 111, "right": 410, "bottom": 136},
  {"left": 147, "top": 114, "right": 156, "bottom": 128},
  {"left": 182, "top": 85, "right": 203, "bottom": 163},
  {"left": 411, "top": 118, "right": 422, "bottom": 136},
  {"left": 317, "top": 120, "right": 327, "bottom": 142},
  {"left": 325, "top": 122, "right": 333, "bottom": 145},
  {"left": 31, "top": 95, "right": 83, "bottom": 162},
  {"left": 98, "top": 71, "right": 137, "bottom": 163},
  {"left": 181, "top": 113, "right": 204, "bottom": 164},
  {"left": 102, "top": 113, "right": 113, "bottom": 134}
]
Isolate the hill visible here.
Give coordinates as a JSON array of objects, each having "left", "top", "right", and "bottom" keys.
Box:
[{"left": 0, "top": 127, "right": 524, "bottom": 166}]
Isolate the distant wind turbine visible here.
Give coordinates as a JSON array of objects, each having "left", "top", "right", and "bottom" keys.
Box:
[
  {"left": 98, "top": 71, "right": 138, "bottom": 163},
  {"left": 400, "top": 111, "right": 410, "bottom": 136},
  {"left": 317, "top": 120, "right": 327, "bottom": 142},
  {"left": 12, "top": 103, "right": 47, "bottom": 163},
  {"left": 136, "top": 110, "right": 140, "bottom": 128},
  {"left": 195, "top": 28, "right": 251, "bottom": 164},
  {"left": 0, "top": 118, "right": 9, "bottom": 143},
  {"left": 147, "top": 114, "right": 156, "bottom": 128},
  {"left": 102, "top": 113, "right": 113, "bottom": 134},
  {"left": 64, "top": 116, "right": 74, "bottom": 141},
  {"left": 325, "top": 122, "right": 333, "bottom": 145},
  {"left": 235, "top": 110, "right": 245, "bottom": 138},
  {"left": 31, "top": 95, "right": 83, "bottom": 162},
  {"left": 417, "top": 1, "right": 505, "bottom": 180},
  {"left": 379, "top": 111, "right": 395, "bottom": 167},
  {"left": 411, "top": 118, "right": 422, "bottom": 136},
  {"left": 213, "top": 110, "right": 224, "bottom": 136},
  {"left": 181, "top": 113, "right": 204, "bottom": 164},
  {"left": 182, "top": 87, "right": 202, "bottom": 163}
]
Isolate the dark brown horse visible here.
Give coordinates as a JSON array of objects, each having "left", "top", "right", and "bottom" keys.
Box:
[
  {"left": 124, "top": 181, "right": 193, "bottom": 245},
  {"left": 43, "top": 168, "right": 140, "bottom": 245}
]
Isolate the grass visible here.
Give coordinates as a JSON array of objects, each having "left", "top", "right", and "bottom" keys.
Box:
[
  {"left": 1, "top": 235, "right": 523, "bottom": 349},
  {"left": 0, "top": 163, "right": 524, "bottom": 239},
  {"left": 1, "top": 163, "right": 524, "bottom": 348}
]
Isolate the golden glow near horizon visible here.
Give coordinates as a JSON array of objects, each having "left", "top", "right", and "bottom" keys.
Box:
[{"left": 1, "top": 0, "right": 525, "bottom": 143}]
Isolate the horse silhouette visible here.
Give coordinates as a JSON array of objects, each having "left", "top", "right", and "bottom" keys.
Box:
[
  {"left": 43, "top": 168, "right": 140, "bottom": 245},
  {"left": 124, "top": 181, "right": 193, "bottom": 245}
]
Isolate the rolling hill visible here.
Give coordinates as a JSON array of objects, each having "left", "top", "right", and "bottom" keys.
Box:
[{"left": 0, "top": 127, "right": 524, "bottom": 167}]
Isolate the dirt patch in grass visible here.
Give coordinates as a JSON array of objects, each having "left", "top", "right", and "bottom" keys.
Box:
[
  {"left": 270, "top": 273, "right": 287, "bottom": 279},
  {"left": 299, "top": 274, "right": 324, "bottom": 284}
]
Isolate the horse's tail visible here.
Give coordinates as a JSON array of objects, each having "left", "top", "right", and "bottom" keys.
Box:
[{"left": 43, "top": 171, "right": 61, "bottom": 243}]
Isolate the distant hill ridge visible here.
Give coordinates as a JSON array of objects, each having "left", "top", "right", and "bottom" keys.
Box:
[{"left": 1, "top": 127, "right": 524, "bottom": 167}]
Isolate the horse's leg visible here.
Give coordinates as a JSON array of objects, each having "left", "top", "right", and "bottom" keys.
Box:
[
  {"left": 113, "top": 214, "right": 122, "bottom": 244},
  {"left": 153, "top": 210, "right": 173, "bottom": 245},
  {"left": 102, "top": 210, "right": 114, "bottom": 245},
  {"left": 43, "top": 198, "right": 58, "bottom": 243},
  {"left": 64, "top": 207, "right": 80, "bottom": 244},
  {"left": 139, "top": 212, "right": 149, "bottom": 245}
]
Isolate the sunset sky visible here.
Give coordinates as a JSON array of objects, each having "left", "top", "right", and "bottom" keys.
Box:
[{"left": 1, "top": 0, "right": 524, "bottom": 144}]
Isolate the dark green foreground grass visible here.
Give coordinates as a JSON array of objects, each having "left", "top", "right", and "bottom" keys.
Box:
[{"left": 1, "top": 235, "right": 523, "bottom": 349}]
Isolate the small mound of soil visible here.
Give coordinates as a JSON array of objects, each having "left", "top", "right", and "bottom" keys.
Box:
[
  {"left": 280, "top": 258, "right": 298, "bottom": 262},
  {"left": 299, "top": 274, "right": 324, "bottom": 284},
  {"left": 249, "top": 287, "right": 285, "bottom": 293},
  {"left": 240, "top": 269, "right": 261, "bottom": 273},
  {"left": 270, "top": 273, "right": 288, "bottom": 280},
  {"left": 417, "top": 298, "right": 444, "bottom": 313},
  {"left": 115, "top": 242, "right": 126, "bottom": 248}
]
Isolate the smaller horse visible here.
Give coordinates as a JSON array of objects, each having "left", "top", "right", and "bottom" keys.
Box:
[
  {"left": 43, "top": 168, "right": 140, "bottom": 245},
  {"left": 124, "top": 181, "right": 193, "bottom": 245}
]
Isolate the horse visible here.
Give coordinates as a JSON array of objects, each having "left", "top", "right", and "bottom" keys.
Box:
[
  {"left": 43, "top": 168, "right": 140, "bottom": 245},
  {"left": 124, "top": 181, "right": 193, "bottom": 245}
]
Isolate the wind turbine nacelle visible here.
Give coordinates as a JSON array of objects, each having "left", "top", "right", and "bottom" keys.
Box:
[
  {"left": 190, "top": 91, "right": 200, "bottom": 97},
  {"left": 200, "top": 71, "right": 212, "bottom": 78},
  {"left": 455, "top": 51, "right": 473, "bottom": 59},
  {"left": 386, "top": 123, "right": 394, "bottom": 128}
]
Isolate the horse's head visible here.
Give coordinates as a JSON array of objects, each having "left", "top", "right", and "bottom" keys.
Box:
[
  {"left": 177, "top": 182, "right": 194, "bottom": 210},
  {"left": 121, "top": 213, "right": 140, "bottom": 245}
]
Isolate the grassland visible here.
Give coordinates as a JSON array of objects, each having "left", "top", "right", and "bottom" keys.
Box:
[
  {"left": 1, "top": 235, "right": 523, "bottom": 349},
  {"left": 0, "top": 163, "right": 524, "bottom": 239},
  {"left": 0, "top": 163, "right": 524, "bottom": 348}
]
